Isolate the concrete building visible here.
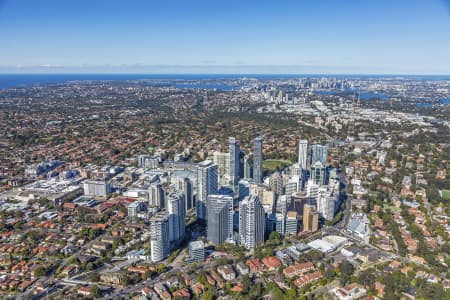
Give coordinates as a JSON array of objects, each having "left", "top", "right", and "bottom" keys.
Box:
[
  {"left": 137, "top": 155, "right": 160, "bottom": 169},
  {"left": 239, "top": 195, "right": 266, "bottom": 249},
  {"left": 253, "top": 135, "right": 263, "bottom": 183},
  {"left": 189, "top": 241, "right": 205, "bottom": 263},
  {"left": 228, "top": 137, "right": 240, "bottom": 186},
  {"left": 303, "top": 204, "right": 319, "bottom": 232},
  {"left": 310, "top": 160, "right": 327, "bottom": 185},
  {"left": 83, "top": 180, "right": 111, "bottom": 197},
  {"left": 310, "top": 144, "right": 328, "bottom": 165},
  {"left": 298, "top": 139, "right": 308, "bottom": 171},
  {"left": 207, "top": 194, "right": 234, "bottom": 245},
  {"left": 167, "top": 192, "right": 186, "bottom": 243},
  {"left": 212, "top": 151, "right": 230, "bottom": 185},
  {"left": 196, "top": 160, "right": 218, "bottom": 221},
  {"left": 285, "top": 211, "right": 298, "bottom": 236},
  {"left": 150, "top": 211, "right": 170, "bottom": 262},
  {"left": 148, "top": 182, "right": 165, "bottom": 208}
]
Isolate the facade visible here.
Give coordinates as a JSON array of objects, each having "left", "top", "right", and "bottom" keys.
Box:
[
  {"left": 137, "top": 155, "right": 160, "bottom": 169},
  {"left": 212, "top": 151, "right": 230, "bottom": 184},
  {"left": 150, "top": 211, "right": 170, "bottom": 262},
  {"left": 303, "top": 204, "right": 319, "bottom": 232},
  {"left": 189, "top": 241, "right": 205, "bottom": 263},
  {"left": 310, "top": 144, "right": 328, "bottom": 165},
  {"left": 167, "top": 192, "right": 186, "bottom": 243},
  {"left": 269, "top": 172, "right": 283, "bottom": 196},
  {"left": 253, "top": 136, "right": 263, "bottom": 183},
  {"left": 149, "top": 182, "right": 165, "bottom": 208},
  {"left": 239, "top": 195, "right": 266, "bottom": 249},
  {"left": 243, "top": 155, "right": 252, "bottom": 179},
  {"left": 207, "top": 194, "right": 234, "bottom": 245},
  {"left": 173, "top": 176, "right": 193, "bottom": 212},
  {"left": 298, "top": 139, "right": 308, "bottom": 170},
  {"left": 238, "top": 179, "right": 250, "bottom": 201},
  {"left": 310, "top": 160, "right": 327, "bottom": 186},
  {"left": 83, "top": 180, "right": 111, "bottom": 197},
  {"left": 196, "top": 160, "right": 218, "bottom": 221},
  {"left": 285, "top": 211, "right": 298, "bottom": 236},
  {"left": 228, "top": 137, "right": 240, "bottom": 186},
  {"left": 275, "top": 213, "right": 285, "bottom": 236}
]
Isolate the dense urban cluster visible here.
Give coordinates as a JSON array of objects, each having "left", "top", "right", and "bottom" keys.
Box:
[{"left": 0, "top": 76, "right": 449, "bottom": 300}]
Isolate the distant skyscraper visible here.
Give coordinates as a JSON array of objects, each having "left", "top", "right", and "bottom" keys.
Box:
[
  {"left": 310, "top": 144, "right": 328, "bottom": 165},
  {"left": 150, "top": 211, "right": 170, "bottom": 262},
  {"left": 172, "top": 176, "right": 193, "bottom": 212},
  {"left": 243, "top": 155, "right": 252, "bottom": 179},
  {"left": 239, "top": 195, "right": 266, "bottom": 249},
  {"left": 212, "top": 151, "right": 230, "bottom": 183},
  {"left": 196, "top": 160, "right": 218, "bottom": 221},
  {"left": 207, "top": 194, "right": 234, "bottom": 245},
  {"left": 167, "top": 192, "right": 185, "bottom": 243},
  {"left": 253, "top": 135, "right": 263, "bottom": 183},
  {"left": 285, "top": 211, "right": 298, "bottom": 236},
  {"left": 298, "top": 139, "right": 308, "bottom": 170},
  {"left": 229, "top": 137, "right": 240, "bottom": 186}
]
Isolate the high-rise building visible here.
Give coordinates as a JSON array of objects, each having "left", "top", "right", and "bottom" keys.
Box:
[
  {"left": 253, "top": 136, "right": 263, "bottom": 183},
  {"left": 207, "top": 194, "right": 234, "bottom": 245},
  {"left": 243, "top": 155, "right": 252, "bottom": 179},
  {"left": 148, "top": 182, "right": 165, "bottom": 208},
  {"left": 189, "top": 241, "right": 205, "bottom": 263},
  {"left": 303, "top": 204, "right": 319, "bottom": 232},
  {"left": 229, "top": 137, "right": 240, "bottom": 186},
  {"left": 172, "top": 176, "right": 193, "bottom": 212},
  {"left": 196, "top": 160, "right": 218, "bottom": 221},
  {"left": 239, "top": 195, "right": 266, "bottom": 249},
  {"left": 150, "top": 211, "right": 170, "bottom": 262},
  {"left": 269, "top": 172, "right": 283, "bottom": 196},
  {"left": 167, "top": 192, "right": 185, "bottom": 243},
  {"left": 310, "top": 144, "right": 328, "bottom": 165},
  {"left": 285, "top": 211, "right": 298, "bottom": 236},
  {"left": 275, "top": 212, "right": 285, "bottom": 236},
  {"left": 238, "top": 179, "right": 250, "bottom": 201},
  {"left": 298, "top": 139, "right": 308, "bottom": 170},
  {"left": 310, "top": 161, "right": 327, "bottom": 185},
  {"left": 285, "top": 175, "right": 300, "bottom": 195},
  {"left": 212, "top": 151, "right": 230, "bottom": 184}
]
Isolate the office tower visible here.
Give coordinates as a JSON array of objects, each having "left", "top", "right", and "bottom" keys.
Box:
[
  {"left": 189, "top": 241, "right": 205, "bottom": 263},
  {"left": 173, "top": 176, "right": 193, "bottom": 212},
  {"left": 150, "top": 211, "right": 170, "bottom": 262},
  {"left": 238, "top": 179, "right": 250, "bottom": 201},
  {"left": 285, "top": 175, "right": 300, "bottom": 195},
  {"left": 291, "top": 191, "right": 309, "bottom": 218},
  {"left": 277, "top": 195, "right": 290, "bottom": 215},
  {"left": 310, "top": 161, "right": 327, "bottom": 185},
  {"left": 310, "top": 144, "right": 328, "bottom": 165},
  {"left": 167, "top": 192, "right": 185, "bottom": 243},
  {"left": 239, "top": 195, "right": 266, "bottom": 249},
  {"left": 149, "top": 182, "right": 165, "bottom": 208},
  {"left": 306, "top": 179, "right": 319, "bottom": 206},
  {"left": 83, "top": 180, "right": 111, "bottom": 197},
  {"left": 253, "top": 135, "right": 263, "bottom": 183},
  {"left": 229, "top": 137, "right": 240, "bottom": 186},
  {"left": 196, "top": 160, "right": 218, "bottom": 221},
  {"left": 303, "top": 204, "right": 319, "bottom": 232},
  {"left": 207, "top": 194, "right": 234, "bottom": 245},
  {"left": 137, "top": 154, "right": 160, "bottom": 169},
  {"left": 275, "top": 213, "right": 285, "bottom": 236},
  {"left": 243, "top": 155, "right": 252, "bottom": 179},
  {"left": 285, "top": 211, "right": 298, "bottom": 236},
  {"left": 269, "top": 172, "right": 283, "bottom": 196},
  {"left": 212, "top": 151, "right": 230, "bottom": 184},
  {"left": 298, "top": 140, "right": 308, "bottom": 170}
]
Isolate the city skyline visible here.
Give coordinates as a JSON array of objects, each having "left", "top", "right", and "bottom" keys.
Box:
[{"left": 1, "top": 0, "right": 450, "bottom": 74}]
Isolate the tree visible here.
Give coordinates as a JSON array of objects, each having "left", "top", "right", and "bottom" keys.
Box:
[
  {"left": 91, "top": 285, "right": 100, "bottom": 298},
  {"left": 339, "top": 261, "right": 354, "bottom": 285}
]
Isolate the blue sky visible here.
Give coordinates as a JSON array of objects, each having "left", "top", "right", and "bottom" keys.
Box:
[{"left": 1, "top": 0, "right": 450, "bottom": 74}]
